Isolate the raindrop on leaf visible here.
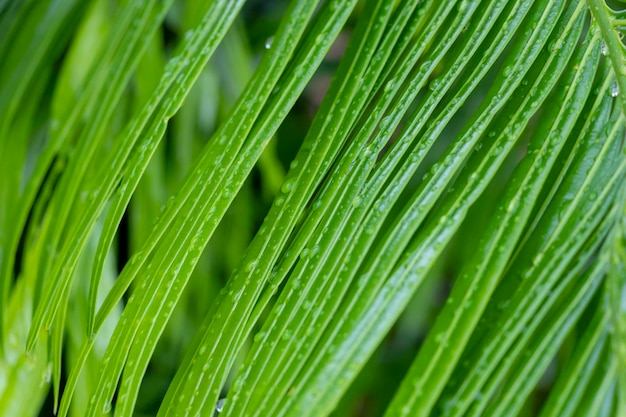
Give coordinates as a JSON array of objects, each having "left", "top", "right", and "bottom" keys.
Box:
[
  {"left": 254, "top": 331, "right": 266, "bottom": 343},
  {"left": 215, "top": 398, "right": 226, "bottom": 415},
  {"left": 281, "top": 177, "right": 295, "bottom": 193}
]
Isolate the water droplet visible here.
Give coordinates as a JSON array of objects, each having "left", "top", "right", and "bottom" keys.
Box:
[
  {"left": 275, "top": 303, "right": 285, "bottom": 314},
  {"left": 43, "top": 362, "right": 52, "bottom": 383},
  {"left": 506, "top": 197, "right": 518, "bottom": 212},
  {"left": 232, "top": 289, "right": 244, "bottom": 302},
  {"left": 254, "top": 331, "right": 266, "bottom": 343},
  {"left": 265, "top": 37, "right": 274, "bottom": 49},
  {"left": 429, "top": 77, "right": 441, "bottom": 91},
  {"left": 550, "top": 39, "right": 563, "bottom": 51},
  {"left": 215, "top": 398, "right": 226, "bottom": 414},
  {"left": 435, "top": 332, "right": 447, "bottom": 346},
  {"left": 281, "top": 178, "right": 295, "bottom": 193},
  {"left": 384, "top": 79, "right": 396, "bottom": 92},
  {"left": 245, "top": 260, "right": 258, "bottom": 272},
  {"left": 611, "top": 82, "right": 619, "bottom": 97},
  {"left": 502, "top": 65, "right": 512, "bottom": 77},
  {"left": 601, "top": 41, "right": 608, "bottom": 56}
]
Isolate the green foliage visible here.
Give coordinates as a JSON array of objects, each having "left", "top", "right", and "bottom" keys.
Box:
[{"left": 0, "top": 0, "right": 625, "bottom": 416}]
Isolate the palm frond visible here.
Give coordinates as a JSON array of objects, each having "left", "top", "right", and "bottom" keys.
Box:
[{"left": 0, "top": 0, "right": 625, "bottom": 416}]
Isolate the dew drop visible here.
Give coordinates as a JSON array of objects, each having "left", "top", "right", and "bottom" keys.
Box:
[
  {"left": 215, "top": 398, "right": 226, "bottom": 413},
  {"left": 384, "top": 79, "right": 396, "bottom": 92},
  {"left": 435, "top": 332, "right": 447, "bottom": 346},
  {"left": 265, "top": 37, "right": 274, "bottom": 49},
  {"left": 428, "top": 77, "right": 441, "bottom": 91},
  {"left": 601, "top": 41, "right": 608, "bottom": 56},
  {"left": 506, "top": 198, "right": 517, "bottom": 212},
  {"left": 611, "top": 82, "right": 619, "bottom": 97},
  {"left": 43, "top": 362, "right": 52, "bottom": 383},
  {"left": 254, "top": 331, "right": 266, "bottom": 343},
  {"left": 281, "top": 178, "right": 295, "bottom": 193},
  {"left": 245, "top": 260, "right": 257, "bottom": 272}
]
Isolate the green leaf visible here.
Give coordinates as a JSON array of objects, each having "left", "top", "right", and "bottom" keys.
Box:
[{"left": 2, "top": 0, "right": 626, "bottom": 416}]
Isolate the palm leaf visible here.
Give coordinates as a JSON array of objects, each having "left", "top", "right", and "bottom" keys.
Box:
[{"left": 0, "top": 0, "right": 625, "bottom": 416}]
